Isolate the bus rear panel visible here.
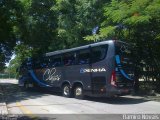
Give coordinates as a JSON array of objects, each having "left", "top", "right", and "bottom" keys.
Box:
[{"left": 105, "top": 41, "right": 134, "bottom": 97}]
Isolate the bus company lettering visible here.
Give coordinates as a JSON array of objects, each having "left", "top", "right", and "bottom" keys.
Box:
[
  {"left": 43, "top": 68, "right": 61, "bottom": 82},
  {"left": 80, "top": 68, "right": 106, "bottom": 73}
]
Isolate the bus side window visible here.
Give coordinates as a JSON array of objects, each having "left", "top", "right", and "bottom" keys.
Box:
[
  {"left": 34, "top": 59, "right": 41, "bottom": 69},
  {"left": 46, "top": 57, "right": 52, "bottom": 67},
  {"left": 78, "top": 49, "right": 90, "bottom": 65},
  {"left": 63, "top": 52, "right": 76, "bottom": 66},
  {"left": 51, "top": 56, "right": 62, "bottom": 67},
  {"left": 91, "top": 45, "right": 108, "bottom": 63},
  {"left": 41, "top": 57, "right": 49, "bottom": 68}
]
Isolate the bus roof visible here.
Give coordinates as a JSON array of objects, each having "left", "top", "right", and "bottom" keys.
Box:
[{"left": 45, "top": 40, "right": 127, "bottom": 57}]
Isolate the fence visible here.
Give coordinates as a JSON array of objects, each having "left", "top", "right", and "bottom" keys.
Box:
[
  {"left": 136, "top": 63, "right": 160, "bottom": 93},
  {"left": 0, "top": 73, "right": 17, "bottom": 79}
]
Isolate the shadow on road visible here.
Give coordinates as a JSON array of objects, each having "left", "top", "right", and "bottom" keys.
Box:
[
  {"left": 0, "top": 83, "right": 149, "bottom": 105},
  {"left": 0, "top": 83, "right": 49, "bottom": 104},
  {"left": 45, "top": 90, "right": 149, "bottom": 105},
  {"left": 84, "top": 96, "right": 149, "bottom": 105}
]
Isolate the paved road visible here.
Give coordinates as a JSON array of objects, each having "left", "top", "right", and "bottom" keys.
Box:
[{"left": 0, "top": 79, "right": 160, "bottom": 120}]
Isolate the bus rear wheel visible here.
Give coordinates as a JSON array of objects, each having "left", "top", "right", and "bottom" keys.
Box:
[
  {"left": 74, "top": 86, "right": 84, "bottom": 99},
  {"left": 62, "top": 84, "right": 71, "bottom": 98}
]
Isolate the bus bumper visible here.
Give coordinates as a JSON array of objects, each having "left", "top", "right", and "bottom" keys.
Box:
[
  {"left": 106, "top": 87, "right": 134, "bottom": 97},
  {"left": 84, "top": 87, "right": 134, "bottom": 97}
]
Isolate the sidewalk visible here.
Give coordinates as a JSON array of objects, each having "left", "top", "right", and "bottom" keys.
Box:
[
  {"left": 0, "top": 103, "right": 8, "bottom": 115},
  {"left": 0, "top": 85, "right": 8, "bottom": 115},
  {"left": 0, "top": 79, "right": 18, "bottom": 84}
]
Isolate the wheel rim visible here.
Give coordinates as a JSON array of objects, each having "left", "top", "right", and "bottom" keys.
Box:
[
  {"left": 75, "top": 87, "right": 82, "bottom": 96},
  {"left": 64, "top": 86, "right": 70, "bottom": 96}
]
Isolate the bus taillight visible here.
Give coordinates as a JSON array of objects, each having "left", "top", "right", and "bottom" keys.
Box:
[{"left": 110, "top": 70, "right": 117, "bottom": 87}]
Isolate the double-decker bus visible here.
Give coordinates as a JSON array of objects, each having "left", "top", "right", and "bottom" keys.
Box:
[{"left": 18, "top": 40, "right": 135, "bottom": 99}]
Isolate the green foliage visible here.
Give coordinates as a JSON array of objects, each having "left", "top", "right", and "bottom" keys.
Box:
[
  {"left": 85, "top": 0, "right": 160, "bottom": 42},
  {"left": 2, "top": 0, "right": 109, "bottom": 75},
  {"left": 85, "top": 26, "right": 116, "bottom": 41},
  {"left": 5, "top": 58, "right": 19, "bottom": 78},
  {"left": 0, "top": 0, "right": 24, "bottom": 70},
  {"left": 18, "top": 0, "right": 57, "bottom": 54},
  {"left": 52, "top": 0, "right": 108, "bottom": 48},
  {"left": 1, "top": 0, "right": 109, "bottom": 71},
  {"left": 85, "top": 0, "right": 160, "bottom": 92},
  {"left": 14, "top": 44, "right": 33, "bottom": 61},
  {"left": 5, "top": 43, "right": 35, "bottom": 77}
]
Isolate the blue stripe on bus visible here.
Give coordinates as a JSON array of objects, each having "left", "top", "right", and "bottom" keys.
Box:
[
  {"left": 115, "top": 55, "right": 133, "bottom": 81},
  {"left": 119, "top": 69, "right": 133, "bottom": 80},
  {"left": 28, "top": 70, "right": 50, "bottom": 87},
  {"left": 115, "top": 55, "right": 121, "bottom": 64}
]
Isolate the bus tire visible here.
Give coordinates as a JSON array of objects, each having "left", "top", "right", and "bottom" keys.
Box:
[
  {"left": 74, "top": 85, "right": 84, "bottom": 99},
  {"left": 20, "top": 82, "right": 29, "bottom": 91},
  {"left": 24, "top": 82, "right": 29, "bottom": 90},
  {"left": 62, "top": 84, "right": 71, "bottom": 98},
  {"left": 23, "top": 82, "right": 34, "bottom": 91}
]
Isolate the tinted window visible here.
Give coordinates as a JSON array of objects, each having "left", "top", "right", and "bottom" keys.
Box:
[
  {"left": 78, "top": 49, "right": 90, "bottom": 65},
  {"left": 115, "top": 42, "right": 134, "bottom": 79},
  {"left": 115, "top": 43, "right": 133, "bottom": 65},
  {"left": 42, "top": 57, "right": 50, "bottom": 68},
  {"left": 63, "top": 52, "right": 76, "bottom": 66},
  {"left": 50, "top": 55, "right": 62, "bottom": 67},
  {"left": 91, "top": 45, "right": 108, "bottom": 63},
  {"left": 32, "top": 57, "right": 47, "bottom": 69}
]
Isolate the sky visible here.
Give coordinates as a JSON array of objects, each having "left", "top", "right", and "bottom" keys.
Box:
[{"left": 5, "top": 54, "right": 16, "bottom": 67}]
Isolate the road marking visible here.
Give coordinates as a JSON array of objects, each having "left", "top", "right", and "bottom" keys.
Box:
[{"left": 16, "top": 102, "right": 37, "bottom": 119}]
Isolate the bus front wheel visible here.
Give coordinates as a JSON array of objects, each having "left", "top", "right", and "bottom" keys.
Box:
[
  {"left": 20, "top": 82, "right": 29, "bottom": 91},
  {"left": 74, "top": 86, "right": 84, "bottom": 99},
  {"left": 62, "top": 84, "right": 71, "bottom": 98},
  {"left": 24, "top": 83, "right": 29, "bottom": 90}
]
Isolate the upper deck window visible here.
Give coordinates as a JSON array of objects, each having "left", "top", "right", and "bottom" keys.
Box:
[
  {"left": 91, "top": 44, "right": 108, "bottom": 63},
  {"left": 50, "top": 55, "right": 62, "bottom": 67},
  {"left": 78, "top": 49, "right": 90, "bottom": 65},
  {"left": 115, "top": 43, "right": 132, "bottom": 64},
  {"left": 63, "top": 52, "right": 76, "bottom": 66}
]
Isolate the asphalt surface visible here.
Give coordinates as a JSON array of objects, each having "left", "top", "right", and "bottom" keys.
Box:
[{"left": 0, "top": 79, "right": 160, "bottom": 120}]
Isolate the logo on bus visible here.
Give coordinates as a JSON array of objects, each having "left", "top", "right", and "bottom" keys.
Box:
[
  {"left": 80, "top": 68, "right": 106, "bottom": 73},
  {"left": 43, "top": 68, "right": 61, "bottom": 82}
]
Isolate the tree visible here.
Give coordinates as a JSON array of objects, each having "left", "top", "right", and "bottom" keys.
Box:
[
  {"left": 0, "top": 0, "right": 23, "bottom": 71},
  {"left": 52, "top": 0, "right": 108, "bottom": 49},
  {"left": 5, "top": 43, "right": 35, "bottom": 78},
  {"left": 4, "top": 0, "right": 58, "bottom": 74},
  {"left": 18, "top": 0, "right": 57, "bottom": 54},
  {"left": 85, "top": 0, "right": 160, "bottom": 92}
]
